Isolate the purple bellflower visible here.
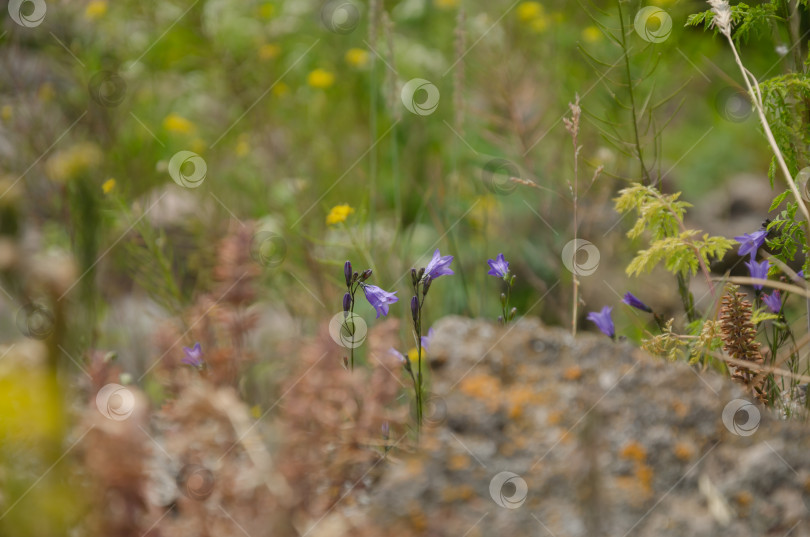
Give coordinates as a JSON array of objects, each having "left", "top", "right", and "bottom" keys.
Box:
[
  {"left": 762, "top": 290, "right": 782, "bottom": 313},
  {"left": 182, "top": 343, "right": 204, "bottom": 368},
  {"left": 362, "top": 284, "right": 399, "bottom": 318},
  {"left": 622, "top": 292, "right": 652, "bottom": 313},
  {"left": 734, "top": 230, "right": 767, "bottom": 259},
  {"left": 423, "top": 249, "right": 454, "bottom": 280},
  {"left": 421, "top": 327, "right": 435, "bottom": 351},
  {"left": 487, "top": 253, "right": 510, "bottom": 278},
  {"left": 587, "top": 306, "right": 615, "bottom": 339},
  {"left": 745, "top": 259, "right": 770, "bottom": 290}
]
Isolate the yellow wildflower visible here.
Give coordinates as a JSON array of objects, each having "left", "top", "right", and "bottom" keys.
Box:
[
  {"left": 582, "top": 25, "right": 602, "bottom": 43},
  {"left": 259, "top": 43, "right": 281, "bottom": 61},
  {"left": 102, "top": 178, "right": 116, "bottom": 194},
  {"left": 307, "top": 68, "right": 335, "bottom": 89},
  {"left": 235, "top": 134, "right": 250, "bottom": 157},
  {"left": 273, "top": 82, "right": 290, "bottom": 97},
  {"left": 435, "top": 0, "right": 460, "bottom": 9},
  {"left": 407, "top": 347, "right": 426, "bottom": 363},
  {"left": 45, "top": 142, "right": 103, "bottom": 182},
  {"left": 517, "top": 2, "right": 543, "bottom": 22},
  {"left": 345, "top": 48, "right": 369, "bottom": 68},
  {"left": 530, "top": 15, "right": 549, "bottom": 32},
  {"left": 163, "top": 113, "right": 195, "bottom": 134},
  {"left": 326, "top": 204, "right": 355, "bottom": 225},
  {"left": 85, "top": 0, "right": 108, "bottom": 20},
  {"left": 258, "top": 3, "right": 275, "bottom": 19}
]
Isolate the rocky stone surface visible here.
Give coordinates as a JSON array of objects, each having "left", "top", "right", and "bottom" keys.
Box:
[{"left": 342, "top": 317, "right": 810, "bottom": 536}]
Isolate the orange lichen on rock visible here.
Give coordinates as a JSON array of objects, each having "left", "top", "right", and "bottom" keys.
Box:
[
  {"left": 620, "top": 441, "right": 647, "bottom": 462},
  {"left": 459, "top": 373, "right": 502, "bottom": 411},
  {"left": 562, "top": 365, "right": 582, "bottom": 381},
  {"left": 674, "top": 442, "right": 694, "bottom": 461}
]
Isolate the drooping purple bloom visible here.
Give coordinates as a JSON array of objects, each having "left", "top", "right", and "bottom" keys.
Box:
[
  {"left": 621, "top": 292, "right": 652, "bottom": 313},
  {"left": 586, "top": 306, "right": 615, "bottom": 338},
  {"left": 342, "top": 292, "right": 352, "bottom": 313},
  {"left": 762, "top": 290, "right": 782, "bottom": 313},
  {"left": 487, "top": 253, "right": 510, "bottom": 278},
  {"left": 734, "top": 230, "right": 767, "bottom": 259},
  {"left": 421, "top": 327, "right": 435, "bottom": 350},
  {"left": 799, "top": 270, "right": 805, "bottom": 279},
  {"left": 182, "top": 343, "right": 204, "bottom": 368},
  {"left": 362, "top": 284, "right": 399, "bottom": 318},
  {"left": 745, "top": 259, "right": 770, "bottom": 290},
  {"left": 423, "top": 249, "right": 454, "bottom": 280},
  {"left": 388, "top": 347, "right": 406, "bottom": 364}
]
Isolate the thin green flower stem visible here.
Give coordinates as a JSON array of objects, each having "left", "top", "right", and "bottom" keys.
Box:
[
  {"left": 723, "top": 31, "right": 810, "bottom": 348},
  {"left": 617, "top": 0, "right": 651, "bottom": 186}
]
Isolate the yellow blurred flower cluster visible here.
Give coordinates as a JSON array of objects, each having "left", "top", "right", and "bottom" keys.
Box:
[
  {"left": 582, "top": 25, "right": 603, "bottom": 43},
  {"left": 345, "top": 48, "right": 369, "bottom": 68},
  {"left": 102, "top": 178, "right": 116, "bottom": 194},
  {"left": 85, "top": 0, "right": 107, "bottom": 20},
  {"left": 308, "top": 68, "right": 335, "bottom": 89},
  {"left": 163, "top": 113, "right": 195, "bottom": 134},
  {"left": 326, "top": 204, "right": 354, "bottom": 225},
  {"left": 517, "top": 1, "right": 549, "bottom": 32},
  {"left": 45, "top": 142, "right": 102, "bottom": 182}
]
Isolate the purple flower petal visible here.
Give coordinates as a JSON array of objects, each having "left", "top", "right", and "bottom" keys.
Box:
[
  {"left": 762, "top": 290, "right": 781, "bottom": 313},
  {"left": 182, "top": 342, "right": 204, "bottom": 367},
  {"left": 734, "top": 230, "right": 767, "bottom": 259},
  {"left": 421, "top": 327, "right": 435, "bottom": 350},
  {"left": 745, "top": 259, "right": 770, "bottom": 290},
  {"left": 423, "top": 249, "right": 454, "bottom": 280},
  {"left": 621, "top": 292, "right": 652, "bottom": 313},
  {"left": 586, "top": 306, "right": 615, "bottom": 338},
  {"left": 487, "top": 253, "right": 510, "bottom": 278},
  {"left": 362, "top": 284, "right": 399, "bottom": 318}
]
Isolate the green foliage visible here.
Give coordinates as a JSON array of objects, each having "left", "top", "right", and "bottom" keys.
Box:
[
  {"left": 768, "top": 201, "right": 809, "bottom": 274},
  {"left": 685, "top": 3, "right": 782, "bottom": 42},
  {"left": 614, "top": 185, "right": 736, "bottom": 278}
]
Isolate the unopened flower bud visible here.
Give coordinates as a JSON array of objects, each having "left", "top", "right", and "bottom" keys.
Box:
[
  {"left": 344, "top": 261, "right": 352, "bottom": 287},
  {"left": 361, "top": 269, "right": 372, "bottom": 280},
  {"left": 500, "top": 293, "right": 507, "bottom": 307},
  {"left": 417, "top": 267, "right": 425, "bottom": 280},
  {"left": 509, "top": 307, "right": 517, "bottom": 320},
  {"left": 411, "top": 296, "right": 419, "bottom": 322},
  {"left": 352, "top": 271, "right": 359, "bottom": 283},
  {"left": 342, "top": 292, "right": 352, "bottom": 313},
  {"left": 422, "top": 276, "right": 432, "bottom": 296}
]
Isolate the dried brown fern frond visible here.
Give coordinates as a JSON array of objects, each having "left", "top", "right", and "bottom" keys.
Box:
[{"left": 719, "top": 284, "right": 768, "bottom": 403}]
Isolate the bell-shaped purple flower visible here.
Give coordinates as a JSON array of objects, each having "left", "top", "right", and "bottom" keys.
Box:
[
  {"left": 586, "top": 306, "right": 615, "bottom": 339},
  {"left": 621, "top": 292, "right": 652, "bottom": 313},
  {"left": 421, "top": 327, "right": 435, "bottom": 350},
  {"left": 362, "top": 284, "right": 399, "bottom": 318},
  {"left": 734, "top": 230, "right": 767, "bottom": 259},
  {"left": 762, "top": 290, "right": 781, "bottom": 313},
  {"left": 423, "top": 249, "right": 454, "bottom": 280},
  {"left": 745, "top": 259, "right": 770, "bottom": 290},
  {"left": 342, "top": 292, "right": 352, "bottom": 313},
  {"left": 487, "top": 253, "right": 510, "bottom": 278},
  {"left": 182, "top": 342, "right": 204, "bottom": 368}
]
